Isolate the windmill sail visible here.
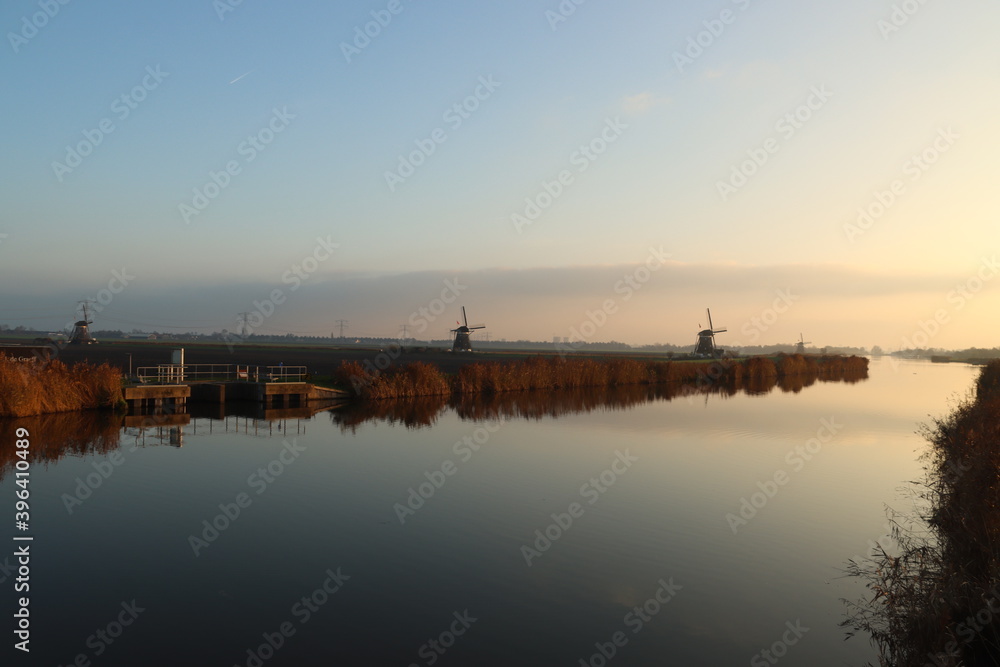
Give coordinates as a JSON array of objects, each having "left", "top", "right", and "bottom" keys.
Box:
[
  {"left": 694, "top": 308, "right": 725, "bottom": 356},
  {"left": 451, "top": 306, "right": 486, "bottom": 352}
]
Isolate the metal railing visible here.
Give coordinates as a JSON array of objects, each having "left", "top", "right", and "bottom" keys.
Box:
[{"left": 134, "top": 364, "right": 307, "bottom": 385}]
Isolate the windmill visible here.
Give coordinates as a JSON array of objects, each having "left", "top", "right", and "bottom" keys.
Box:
[
  {"left": 451, "top": 307, "right": 485, "bottom": 352},
  {"left": 69, "top": 300, "right": 98, "bottom": 345},
  {"left": 693, "top": 308, "right": 726, "bottom": 357},
  {"left": 795, "top": 333, "right": 811, "bottom": 355}
]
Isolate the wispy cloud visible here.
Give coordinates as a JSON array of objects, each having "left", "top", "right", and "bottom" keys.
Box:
[{"left": 621, "top": 92, "right": 666, "bottom": 115}]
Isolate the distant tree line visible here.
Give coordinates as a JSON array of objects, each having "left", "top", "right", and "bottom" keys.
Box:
[{"left": 0, "top": 323, "right": 995, "bottom": 359}]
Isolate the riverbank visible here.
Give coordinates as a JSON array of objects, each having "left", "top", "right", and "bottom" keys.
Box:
[
  {"left": 334, "top": 353, "right": 869, "bottom": 400},
  {"left": 843, "top": 360, "right": 1000, "bottom": 665},
  {"left": 0, "top": 356, "right": 123, "bottom": 418},
  {"left": 0, "top": 342, "right": 867, "bottom": 417}
]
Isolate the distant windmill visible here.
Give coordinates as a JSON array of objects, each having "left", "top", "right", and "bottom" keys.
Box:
[
  {"left": 795, "top": 333, "right": 811, "bottom": 355},
  {"left": 693, "top": 308, "right": 726, "bottom": 357},
  {"left": 451, "top": 307, "right": 485, "bottom": 352},
  {"left": 69, "top": 301, "right": 98, "bottom": 345}
]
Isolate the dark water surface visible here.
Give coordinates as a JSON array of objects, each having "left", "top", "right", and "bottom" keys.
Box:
[{"left": 0, "top": 358, "right": 979, "bottom": 666}]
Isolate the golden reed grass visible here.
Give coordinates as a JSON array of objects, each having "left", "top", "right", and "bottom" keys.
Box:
[
  {"left": 335, "top": 353, "right": 869, "bottom": 401},
  {"left": 0, "top": 355, "right": 123, "bottom": 417},
  {"left": 842, "top": 360, "right": 1000, "bottom": 665}
]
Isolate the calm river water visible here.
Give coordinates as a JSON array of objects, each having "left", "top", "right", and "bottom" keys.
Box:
[{"left": 0, "top": 358, "right": 980, "bottom": 666}]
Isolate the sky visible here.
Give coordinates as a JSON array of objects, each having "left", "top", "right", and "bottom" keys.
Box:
[{"left": 1, "top": 0, "right": 998, "bottom": 350}]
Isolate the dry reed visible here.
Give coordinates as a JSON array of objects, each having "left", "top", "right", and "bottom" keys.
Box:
[
  {"left": 335, "top": 354, "right": 868, "bottom": 401},
  {"left": 0, "top": 355, "right": 123, "bottom": 418},
  {"left": 842, "top": 360, "right": 1000, "bottom": 665}
]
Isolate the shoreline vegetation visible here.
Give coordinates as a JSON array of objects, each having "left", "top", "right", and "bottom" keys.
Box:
[
  {"left": 330, "top": 367, "right": 866, "bottom": 431},
  {"left": 334, "top": 353, "right": 869, "bottom": 401},
  {"left": 0, "top": 351, "right": 867, "bottom": 418},
  {"left": 0, "top": 356, "right": 123, "bottom": 418},
  {"left": 842, "top": 360, "right": 1000, "bottom": 666},
  {"left": 0, "top": 356, "right": 869, "bottom": 477}
]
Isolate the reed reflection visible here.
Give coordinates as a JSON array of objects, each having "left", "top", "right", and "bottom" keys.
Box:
[
  {"left": 329, "top": 364, "right": 869, "bottom": 429},
  {"left": 0, "top": 402, "right": 336, "bottom": 481},
  {"left": 0, "top": 362, "right": 868, "bottom": 478},
  {"left": 0, "top": 411, "right": 123, "bottom": 480}
]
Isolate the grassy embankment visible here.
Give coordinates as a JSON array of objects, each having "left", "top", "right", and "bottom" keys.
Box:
[
  {"left": 0, "top": 355, "right": 123, "bottom": 418},
  {"left": 333, "top": 353, "right": 869, "bottom": 400},
  {"left": 843, "top": 360, "right": 1000, "bottom": 666}
]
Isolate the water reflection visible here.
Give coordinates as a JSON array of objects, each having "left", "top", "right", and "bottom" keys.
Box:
[
  {"left": 0, "top": 411, "right": 122, "bottom": 479},
  {"left": 0, "top": 369, "right": 867, "bottom": 477},
  {"left": 0, "top": 400, "right": 344, "bottom": 480},
  {"left": 5, "top": 359, "right": 978, "bottom": 666},
  {"left": 331, "top": 367, "right": 870, "bottom": 429}
]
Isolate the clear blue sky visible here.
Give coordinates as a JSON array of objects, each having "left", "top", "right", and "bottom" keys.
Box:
[{"left": 2, "top": 0, "right": 998, "bottom": 348}]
